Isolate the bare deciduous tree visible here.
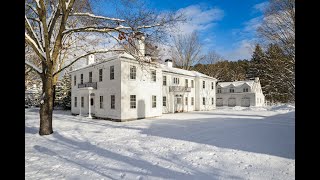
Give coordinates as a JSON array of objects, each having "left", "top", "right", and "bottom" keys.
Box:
[
  {"left": 258, "top": 0, "right": 295, "bottom": 60},
  {"left": 170, "top": 31, "right": 205, "bottom": 70},
  {"left": 25, "top": 0, "right": 184, "bottom": 135}
]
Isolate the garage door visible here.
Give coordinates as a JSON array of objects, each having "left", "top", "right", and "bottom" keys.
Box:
[
  {"left": 241, "top": 97, "right": 250, "bottom": 107},
  {"left": 217, "top": 98, "right": 223, "bottom": 106},
  {"left": 228, "top": 98, "right": 236, "bottom": 107}
]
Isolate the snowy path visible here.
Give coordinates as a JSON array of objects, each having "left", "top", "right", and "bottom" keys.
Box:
[{"left": 25, "top": 105, "right": 295, "bottom": 180}]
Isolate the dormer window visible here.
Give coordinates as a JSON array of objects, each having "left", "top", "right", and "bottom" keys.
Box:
[
  {"left": 243, "top": 88, "right": 249, "bottom": 92},
  {"left": 217, "top": 88, "right": 221, "bottom": 93},
  {"left": 230, "top": 88, "right": 234, "bottom": 93}
]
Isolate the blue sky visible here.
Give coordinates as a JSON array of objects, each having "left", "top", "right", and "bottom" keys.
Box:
[{"left": 93, "top": 0, "right": 269, "bottom": 61}]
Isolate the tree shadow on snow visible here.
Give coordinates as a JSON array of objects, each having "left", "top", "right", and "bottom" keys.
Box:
[
  {"left": 141, "top": 111, "right": 295, "bottom": 159},
  {"left": 33, "top": 132, "right": 230, "bottom": 179}
]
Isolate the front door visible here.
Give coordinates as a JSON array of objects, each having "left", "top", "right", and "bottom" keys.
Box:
[{"left": 174, "top": 95, "right": 183, "bottom": 113}]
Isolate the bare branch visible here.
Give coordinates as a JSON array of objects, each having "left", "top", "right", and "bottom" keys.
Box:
[
  {"left": 53, "top": 49, "right": 124, "bottom": 76},
  {"left": 25, "top": 60, "right": 42, "bottom": 74},
  {"left": 70, "top": 12, "right": 125, "bottom": 22}
]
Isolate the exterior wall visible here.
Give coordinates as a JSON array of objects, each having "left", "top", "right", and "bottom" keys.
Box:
[
  {"left": 120, "top": 58, "right": 162, "bottom": 120},
  {"left": 162, "top": 72, "right": 197, "bottom": 113},
  {"left": 197, "top": 77, "right": 216, "bottom": 111},
  {"left": 71, "top": 58, "right": 122, "bottom": 119},
  {"left": 216, "top": 93, "right": 256, "bottom": 107},
  {"left": 216, "top": 81, "right": 265, "bottom": 107}
]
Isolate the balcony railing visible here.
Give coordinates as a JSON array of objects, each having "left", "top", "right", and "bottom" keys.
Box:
[
  {"left": 169, "top": 86, "right": 191, "bottom": 92},
  {"left": 78, "top": 82, "right": 97, "bottom": 89}
]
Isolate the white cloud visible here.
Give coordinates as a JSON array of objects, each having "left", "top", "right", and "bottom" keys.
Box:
[
  {"left": 253, "top": 1, "right": 269, "bottom": 13},
  {"left": 173, "top": 5, "right": 224, "bottom": 35},
  {"left": 224, "top": 40, "right": 255, "bottom": 60},
  {"left": 243, "top": 16, "right": 263, "bottom": 32}
]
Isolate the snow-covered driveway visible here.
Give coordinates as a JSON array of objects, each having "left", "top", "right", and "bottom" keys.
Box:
[{"left": 25, "top": 105, "right": 295, "bottom": 180}]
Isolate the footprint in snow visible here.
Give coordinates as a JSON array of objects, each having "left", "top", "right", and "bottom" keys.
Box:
[
  {"left": 136, "top": 176, "right": 143, "bottom": 180},
  {"left": 120, "top": 173, "right": 126, "bottom": 178}
]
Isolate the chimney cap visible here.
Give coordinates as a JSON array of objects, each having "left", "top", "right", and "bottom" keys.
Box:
[{"left": 165, "top": 59, "right": 172, "bottom": 62}]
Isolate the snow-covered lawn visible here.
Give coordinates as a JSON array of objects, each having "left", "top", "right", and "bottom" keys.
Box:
[{"left": 25, "top": 105, "right": 295, "bottom": 180}]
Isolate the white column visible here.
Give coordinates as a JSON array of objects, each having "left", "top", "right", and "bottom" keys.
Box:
[{"left": 88, "top": 88, "right": 92, "bottom": 118}]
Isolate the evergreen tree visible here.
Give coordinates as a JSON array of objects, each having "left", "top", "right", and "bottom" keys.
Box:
[
  {"left": 247, "top": 44, "right": 265, "bottom": 79},
  {"left": 54, "top": 72, "right": 71, "bottom": 110}
]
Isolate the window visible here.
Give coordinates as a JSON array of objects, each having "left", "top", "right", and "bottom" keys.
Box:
[
  {"left": 218, "top": 88, "right": 221, "bottom": 93},
  {"left": 152, "top": 95, "right": 156, "bottom": 108},
  {"left": 212, "top": 98, "right": 214, "bottom": 105},
  {"left": 203, "top": 81, "right": 205, "bottom": 89},
  {"left": 81, "top": 97, "right": 84, "bottom": 107},
  {"left": 89, "top": 71, "right": 92, "bottom": 83},
  {"left": 90, "top": 98, "right": 94, "bottom": 106},
  {"left": 191, "top": 97, "right": 194, "bottom": 105},
  {"left": 80, "top": 74, "right": 83, "bottom": 84},
  {"left": 130, "top": 95, "right": 136, "bottom": 109},
  {"left": 99, "top": 69, "right": 103, "bottom": 82},
  {"left": 74, "top": 97, "right": 77, "bottom": 107},
  {"left": 151, "top": 70, "right": 156, "bottom": 82},
  {"left": 203, "top": 97, "right": 205, "bottom": 105},
  {"left": 74, "top": 76, "right": 76, "bottom": 86},
  {"left": 163, "top": 76, "right": 167, "bottom": 86},
  {"left": 211, "top": 82, "right": 214, "bottom": 90},
  {"left": 185, "top": 97, "right": 188, "bottom": 105},
  {"left": 163, "top": 96, "right": 166, "bottom": 106},
  {"left": 130, "top": 65, "right": 136, "bottom": 80},
  {"left": 173, "top": 77, "right": 180, "bottom": 84},
  {"left": 185, "top": 79, "right": 188, "bottom": 87},
  {"left": 100, "top": 96, "right": 103, "bottom": 109},
  {"left": 243, "top": 88, "right": 248, "bottom": 92},
  {"left": 230, "top": 88, "right": 234, "bottom": 93},
  {"left": 110, "top": 66, "right": 114, "bottom": 80},
  {"left": 111, "top": 95, "right": 115, "bottom": 109},
  {"left": 191, "top": 80, "right": 194, "bottom": 88}
]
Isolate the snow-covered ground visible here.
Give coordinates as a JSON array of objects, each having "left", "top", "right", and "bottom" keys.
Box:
[{"left": 25, "top": 104, "right": 295, "bottom": 180}]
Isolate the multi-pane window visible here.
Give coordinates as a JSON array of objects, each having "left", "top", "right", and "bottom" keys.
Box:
[
  {"left": 185, "top": 79, "right": 188, "bottom": 87},
  {"left": 185, "top": 97, "right": 188, "bottom": 105},
  {"left": 111, "top": 95, "right": 115, "bottom": 109},
  {"left": 151, "top": 70, "right": 156, "bottom": 82},
  {"left": 212, "top": 98, "right": 214, "bottom": 105},
  {"left": 243, "top": 88, "right": 248, "bottom": 92},
  {"left": 100, "top": 96, "right": 103, "bottom": 109},
  {"left": 212, "top": 82, "right": 214, "bottom": 89},
  {"left": 81, "top": 97, "right": 84, "bottom": 107},
  {"left": 191, "top": 80, "right": 194, "bottom": 88},
  {"left": 130, "top": 95, "right": 136, "bottom": 109},
  {"left": 191, "top": 97, "right": 194, "bottom": 105},
  {"left": 163, "top": 96, "right": 166, "bottom": 106},
  {"left": 89, "top": 71, "right": 92, "bottom": 83},
  {"left": 110, "top": 66, "right": 114, "bottom": 80},
  {"left": 202, "top": 97, "right": 205, "bottom": 105},
  {"left": 230, "top": 88, "right": 234, "bottom": 93},
  {"left": 163, "top": 76, "right": 167, "bottom": 86},
  {"left": 74, "top": 97, "right": 77, "bottom": 107},
  {"left": 74, "top": 76, "right": 76, "bottom": 86},
  {"left": 99, "top": 69, "right": 103, "bottom": 82},
  {"left": 203, "top": 81, "right": 205, "bottom": 89},
  {"left": 130, "top": 65, "right": 136, "bottom": 80},
  {"left": 80, "top": 74, "right": 83, "bottom": 84},
  {"left": 173, "top": 77, "right": 180, "bottom": 84},
  {"left": 218, "top": 88, "right": 222, "bottom": 93},
  {"left": 152, "top": 95, "right": 156, "bottom": 108}
]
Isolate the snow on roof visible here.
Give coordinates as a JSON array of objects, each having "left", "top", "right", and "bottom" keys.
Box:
[
  {"left": 218, "top": 80, "right": 254, "bottom": 88},
  {"left": 160, "top": 64, "right": 215, "bottom": 79}
]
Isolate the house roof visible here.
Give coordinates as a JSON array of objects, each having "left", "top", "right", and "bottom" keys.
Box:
[
  {"left": 160, "top": 64, "right": 216, "bottom": 79},
  {"left": 217, "top": 80, "right": 254, "bottom": 88}
]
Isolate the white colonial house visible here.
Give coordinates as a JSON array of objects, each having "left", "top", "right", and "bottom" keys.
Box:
[
  {"left": 216, "top": 78, "right": 265, "bottom": 107},
  {"left": 70, "top": 35, "right": 217, "bottom": 121}
]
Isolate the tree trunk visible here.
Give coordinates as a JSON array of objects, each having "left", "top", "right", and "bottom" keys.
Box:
[
  {"left": 39, "top": 72, "right": 54, "bottom": 135},
  {"left": 52, "top": 84, "right": 56, "bottom": 109}
]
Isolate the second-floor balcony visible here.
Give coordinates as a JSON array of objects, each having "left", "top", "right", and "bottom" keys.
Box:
[
  {"left": 78, "top": 82, "right": 97, "bottom": 89},
  {"left": 169, "top": 86, "right": 191, "bottom": 92}
]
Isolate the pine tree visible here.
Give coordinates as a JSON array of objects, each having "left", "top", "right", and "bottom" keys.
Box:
[
  {"left": 247, "top": 44, "right": 265, "bottom": 79},
  {"left": 54, "top": 72, "right": 71, "bottom": 110}
]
